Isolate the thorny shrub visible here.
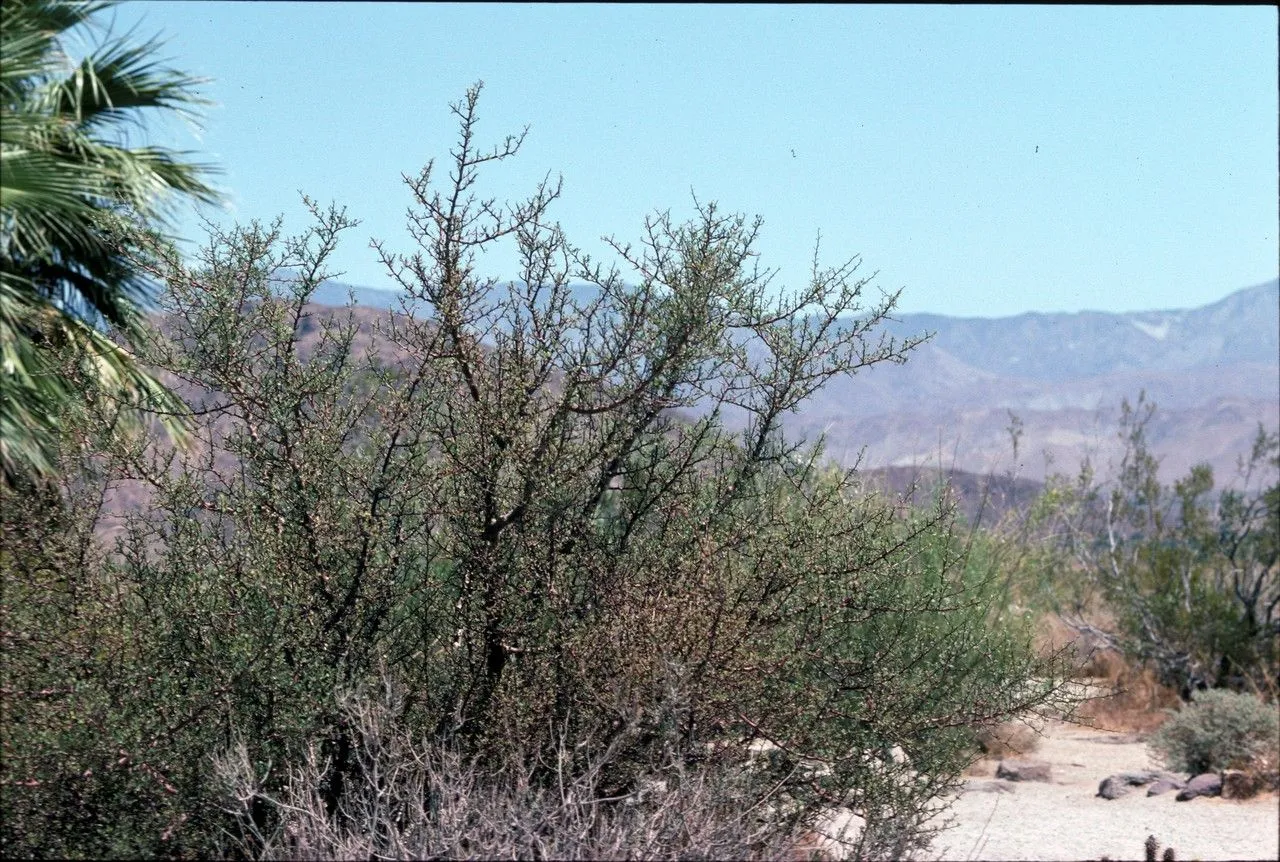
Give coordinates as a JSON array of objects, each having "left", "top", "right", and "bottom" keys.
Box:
[
  {"left": 211, "top": 684, "right": 814, "bottom": 861},
  {"left": 1, "top": 85, "right": 1078, "bottom": 859}
]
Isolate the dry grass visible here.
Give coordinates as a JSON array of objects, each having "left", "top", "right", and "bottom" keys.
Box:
[
  {"left": 1076, "top": 662, "right": 1180, "bottom": 735},
  {"left": 1032, "top": 613, "right": 1118, "bottom": 679},
  {"left": 1033, "top": 613, "right": 1180, "bottom": 735},
  {"left": 973, "top": 721, "right": 1043, "bottom": 760}
]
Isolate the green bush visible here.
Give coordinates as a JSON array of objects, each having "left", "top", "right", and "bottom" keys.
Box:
[
  {"left": 2, "top": 86, "right": 1079, "bottom": 859},
  {"left": 1150, "top": 689, "right": 1279, "bottom": 775},
  {"left": 1028, "top": 394, "right": 1279, "bottom": 698}
]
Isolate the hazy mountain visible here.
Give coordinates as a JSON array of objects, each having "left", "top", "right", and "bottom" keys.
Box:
[
  {"left": 879, "top": 280, "right": 1278, "bottom": 382},
  {"left": 302, "top": 277, "right": 1279, "bottom": 483},
  {"left": 306, "top": 279, "right": 407, "bottom": 310},
  {"left": 794, "top": 280, "right": 1277, "bottom": 481}
]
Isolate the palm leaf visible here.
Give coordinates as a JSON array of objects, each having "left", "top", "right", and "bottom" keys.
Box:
[
  {"left": 0, "top": 0, "right": 216, "bottom": 486},
  {"left": 52, "top": 33, "right": 213, "bottom": 129}
]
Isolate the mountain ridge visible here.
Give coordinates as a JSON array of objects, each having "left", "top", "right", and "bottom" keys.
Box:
[{"left": 302, "top": 277, "right": 1278, "bottom": 483}]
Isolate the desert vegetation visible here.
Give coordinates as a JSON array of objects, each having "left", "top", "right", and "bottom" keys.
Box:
[
  {"left": 1, "top": 79, "right": 1090, "bottom": 858},
  {"left": 1006, "top": 398, "right": 1279, "bottom": 758},
  {"left": 1033, "top": 396, "right": 1278, "bottom": 700},
  {"left": 3, "top": 4, "right": 1277, "bottom": 860},
  {"left": 1150, "top": 689, "right": 1279, "bottom": 784}
]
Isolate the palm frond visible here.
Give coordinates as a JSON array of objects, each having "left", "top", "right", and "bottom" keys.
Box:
[
  {"left": 52, "top": 33, "right": 213, "bottom": 130},
  {"left": 0, "top": 0, "right": 215, "bottom": 486}
]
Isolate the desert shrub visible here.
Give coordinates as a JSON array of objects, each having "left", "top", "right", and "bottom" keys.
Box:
[
  {"left": 211, "top": 684, "right": 811, "bottom": 861},
  {"left": 1075, "top": 661, "right": 1181, "bottom": 736},
  {"left": 1031, "top": 614, "right": 1182, "bottom": 734},
  {"left": 1031, "top": 395, "right": 1279, "bottom": 698},
  {"left": 1031, "top": 612, "right": 1127, "bottom": 681},
  {"left": 0, "top": 366, "right": 212, "bottom": 858},
  {"left": 2, "top": 204, "right": 441, "bottom": 857},
  {"left": 1, "top": 86, "right": 1078, "bottom": 859},
  {"left": 1150, "top": 689, "right": 1279, "bottom": 775}
]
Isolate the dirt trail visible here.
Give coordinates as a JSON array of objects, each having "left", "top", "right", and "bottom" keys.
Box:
[{"left": 930, "top": 721, "right": 1279, "bottom": 861}]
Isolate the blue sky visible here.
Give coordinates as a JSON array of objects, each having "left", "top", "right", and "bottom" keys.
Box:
[{"left": 104, "top": 3, "right": 1277, "bottom": 317}]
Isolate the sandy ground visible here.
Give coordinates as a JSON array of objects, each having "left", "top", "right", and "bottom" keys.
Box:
[{"left": 929, "top": 721, "right": 1280, "bottom": 861}]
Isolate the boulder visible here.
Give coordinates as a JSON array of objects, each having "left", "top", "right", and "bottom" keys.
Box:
[
  {"left": 1097, "top": 773, "right": 1143, "bottom": 799},
  {"left": 1175, "top": 772, "right": 1222, "bottom": 801},
  {"left": 996, "top": 759, "right": 1052, "bottom": 782},
  {"left": 1147, "top": 778, "right": 1183, "bottom": 797},
  {"left": 1097, "top": 770, "right": 1181, "bottom": 800},
  {"left": 1097, "top": 777, "right": 1132, "bottom": 800}
]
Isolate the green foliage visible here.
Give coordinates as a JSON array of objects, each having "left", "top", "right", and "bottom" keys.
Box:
[
  {"left": 0, "top": 399, "right": 203, "bottom": 857},
  {"left": 1032, "top": 394, "right": 1279, "bottom": 697},
  {"left": 0, "top": 0, "right": 218, "bottom": 486},
  {"left": 1, "top": 86, "right": 1076, "bottom": 859},
  {"left": 1150, "top": 689, "right": 1279, "bottom": 775}
]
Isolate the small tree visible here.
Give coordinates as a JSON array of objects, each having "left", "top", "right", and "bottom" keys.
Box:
[
  {"left": 2, "top": 85, "right": 1076, "bottom": 858},
  {"left": 1041, "top": 392, "right": 1279, "bottom": 697}
]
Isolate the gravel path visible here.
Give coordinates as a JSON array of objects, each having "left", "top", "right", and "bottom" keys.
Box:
[{"left": 930, "top": 721, "right": 1279, "bottom": 861}]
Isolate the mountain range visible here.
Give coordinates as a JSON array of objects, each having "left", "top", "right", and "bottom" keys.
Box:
[{"left": 308, "top": 277, "right": 1279, "bottom": 485}]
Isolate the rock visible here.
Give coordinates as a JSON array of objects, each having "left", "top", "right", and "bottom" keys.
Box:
[
  {"left": 1175, "top": 772, "right": 1222, "bottom": 801},
  {"left": 996, "top": 759, "right": 1052, "bottom": 782},
  {"left": 1097, "top": 777, "right": 1132, "bottom": 800},
  {"left": 1097, "top": 770, "right": 1177, "bottom": 799},
  {"left": 1097, "top": 774, "right": 1138, "bottom": 799},
  {"left": 1147, "top": 779, "right": 1183, "bottom": 797}
]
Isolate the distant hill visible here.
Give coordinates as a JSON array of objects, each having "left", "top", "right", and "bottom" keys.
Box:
[
  {"left": 879, "top": 280, "right": 1279, "bottom": 382},
  {"left": 792, "top": 280, "right": 1277, "bottom": 481},
  {"left": 307, "top": 279, "right": 407, "bottom": 310},
  {"left": 298, "top": 277, "right": 1279, "bottom": 484}
]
